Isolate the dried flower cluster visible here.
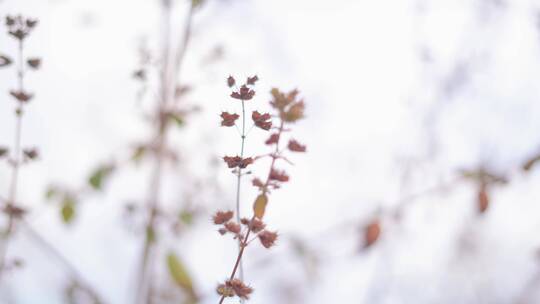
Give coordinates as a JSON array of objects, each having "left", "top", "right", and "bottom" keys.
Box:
[
  {"left": 0, "top": 15, "right": 41, "bottom": 275},
  {"left": 215, "top": 75, "right": 306, "bottom": 302}
]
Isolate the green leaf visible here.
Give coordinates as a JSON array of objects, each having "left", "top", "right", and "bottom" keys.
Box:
[
  {"left": 179, "top": 210, "right": 193, "bottom": 225},
  {"left": 45, "top": 186, "right": 58, "bottom": 200},
  {"left": 167, "top": 252, "right": 196, "bottom": 298},
  {"left": 131, "top": 146, "right": 147, "bottom": 164},
  {"left": 61, "top": 196, "right": 76, "bottom": 224},
  {"left": 168, "top": 112, "right": 184, "bottom": 127},
  {"left": 192, "top": 0, "right": 204, "bottom": 8},
  {"left": 146, "top": 226, "right": 156, "bottom": 244},
  {"left": 88, "top": 164, "right": 114, "bottom": 190}
]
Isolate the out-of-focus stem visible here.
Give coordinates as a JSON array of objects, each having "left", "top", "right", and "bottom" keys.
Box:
[
  {"left": 0, "top": 39, "right": 25, "bottom": 280},
  {"left": 22, "top": 220, "right": 106, "bottom": 303},
  {"left": 135, "top": 1, "right": 195, "bottom": 303}
]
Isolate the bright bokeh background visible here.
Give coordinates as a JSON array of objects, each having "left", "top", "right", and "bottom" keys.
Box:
[{"left": 1, "top": 0, "right": 540, "bottom": 303}]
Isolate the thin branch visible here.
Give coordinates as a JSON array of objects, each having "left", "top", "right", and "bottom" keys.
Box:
[
  {"left": 21, "top": 220, "right": 106, "bottom": 303},
  {"left": 235, "top": 98, "right": 247, "bottom": 281},
  {"left": 218, "top": 120, "right": 285, "bottom": 304},
  {"left": 135, "top": 2, "right": 196, "bottom": 303},
  {"left": 0, "top": 37, "right": 25, "bottom": 280}
]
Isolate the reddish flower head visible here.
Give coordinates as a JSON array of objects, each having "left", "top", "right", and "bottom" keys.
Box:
[
  {"left": 246, "top": 75, "right": 259, "bottom": 85},
  {"left": 269, "top": 169, "right": 289, "bottom": 182},
  {"left": 217, "top": 279, "right": 253, "bottom": 300},
  {"left": 265, "top": 133, "right": 280, "bottom": 145},
  {"left": 227, "top": 75, "right": 235, "bottom": 88},
  {"left": 252, "top": 111, "right": 272, "bottom": 130},
  {"left": 223, "top": 156, "right": 253, "bottom": 169},
  {"left": 213, "top": 210, "right": 234, "bottom": 225},
  {"left": 258, "top": 230, "right": 278, "bottom": 248},
  {"left": 224, "top": 221, "right": 241, "bottom": 234},
  {"left": 220, "top": 112, "right": 239, "bottom": 127},
  {"left": 231, "top": 85, "right": 255, "bottom": 101}
]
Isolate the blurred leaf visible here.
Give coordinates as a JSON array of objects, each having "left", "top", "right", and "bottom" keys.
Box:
[
  {"left": 192, "top": 0, "right": 204, "bottom": 8},
  {"left": 168, "top": 112, "right": 184, "bottom": 127},
  {"left": 146, "top": 226, "right": 156, "bottom": 244},
  {"left": 364, "top": 219, "right": 380, "bottom": 249},
  {"left": 27, "top": 57, "right": 41, "bottom": 69},
  {"left": 477, "top": 185, "right": 489, "bottom": 214},
  {"left": 179, "top": 210, "right": 193, "bottom": 225},
  {"left": 88, "top": 164, "right": 115, "bottom": 190},
  {"left": 0, "top": 55, "right": 12, "bottom": 67},
  {"left": 253, "top": 194, "right": 268, "bottom": 219},
  {"left": 459, "top": 168, "right": 507, "bottom": 185},
  {"left": 131, "top": 146, "right": 146, "bottom": 164},
  {"left": 0, "top": 146, "right": 8, "bottom": 158},
  {"left": 167, "top": 252, "right": 196, "bottom": 299},
  {"left": 523, "top": 154, "right": 540, "bottom": 172},
  {"left": 61, "top": 196, "right": 76, "bottom": 224},
  {"left": 45, "top": 186, "right": 58, "bottom": 200}
]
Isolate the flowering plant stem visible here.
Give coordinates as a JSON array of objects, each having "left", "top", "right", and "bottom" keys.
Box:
[
  {"left": 218, "top": 121, "right": 284, "bottom": 304},
  {"left": 235, "top": 99, "right": 246, "bottom": 281},
  {"left": 135, "top": 1, "right": 195, "bottom": 302},
  {"left": 0, "top": 38, "right": 25, "bottom": 280}
]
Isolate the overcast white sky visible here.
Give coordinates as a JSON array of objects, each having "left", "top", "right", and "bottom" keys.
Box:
[{"left": 1, "top": 0, "right": 540, "bottom": 303}]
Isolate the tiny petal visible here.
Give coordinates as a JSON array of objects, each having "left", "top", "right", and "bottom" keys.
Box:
[
  {"left": 10, "top": 90, "right": 33, "bottom": 103},
  {"left": 23, "top": 148, "right": 38, "bottom": 160},
  {"left": 27, "top": 58, "right": 41, "bottom": 69},
  {"left": 227, "top": 75, "right": 236, "bottom": 88},
  {"left": 246, "top": 75, "right": 259, "bottom": 85},
  {"left": 0, "top": 55, "right": 12, "bottom": 67},
  {"left": 265, "top": 133, "right": 280, "bottom": 145}
]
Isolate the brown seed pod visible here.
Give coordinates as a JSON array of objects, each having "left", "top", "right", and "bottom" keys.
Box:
[
  {"left": 364, "top": 219, "right": 381, "bottom": 249},
  {"left": 477, "top": 184, "right": 489, "bottom": 214}
]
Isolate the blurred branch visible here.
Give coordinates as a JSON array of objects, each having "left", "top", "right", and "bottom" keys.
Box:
[
  {"left": 21, "top": 220, "right": 106, "bottom": 303},
  {"left": 135, "top": 1, "right": 197, "bottom": 303}
]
